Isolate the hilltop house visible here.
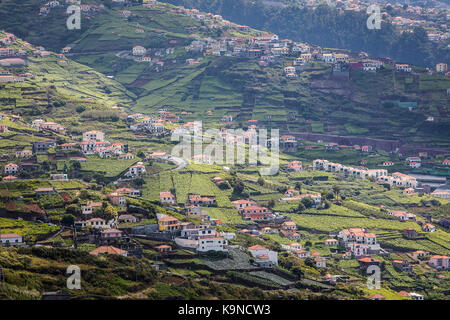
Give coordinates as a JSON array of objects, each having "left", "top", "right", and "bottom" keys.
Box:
[{"left": 248, "top": 245, "right": 278, "bottom": 268}]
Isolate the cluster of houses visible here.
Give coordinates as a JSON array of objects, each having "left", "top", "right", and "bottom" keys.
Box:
[{"left": 313, "top": 159, "right": 418, "bottom": 189}]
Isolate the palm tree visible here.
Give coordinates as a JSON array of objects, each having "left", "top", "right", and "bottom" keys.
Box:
[{"left": 332, "top": 185, "right": 341, "bottom": 200}]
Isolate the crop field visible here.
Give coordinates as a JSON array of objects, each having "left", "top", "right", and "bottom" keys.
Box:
[
  {"left": 287, "top": 213, "right": 421, "bottom": 233},
  {"left": 57, "top": 158, "right": 137, "bottom": 178},
  {"left": 0, "top": 217, "right": 58, "bottom": 241}
]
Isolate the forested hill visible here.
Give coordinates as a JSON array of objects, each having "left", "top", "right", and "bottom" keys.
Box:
[{"left": 162, "top": 0, "right": 449, "bottom": 67}]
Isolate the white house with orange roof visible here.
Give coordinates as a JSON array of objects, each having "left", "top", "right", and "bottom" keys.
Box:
[
  {"left": 248, "top": 245, "right": 278, "bottom": 268},
  {"left": 128, "top": 162, "right": 146, "bottom": 176},
  {"left": 428, "top": 255, "right": 449, "bottom": 270},
  {"left": 4, "top": 163, "right": 19, "bottom": 175},
  {"left": 232, "top": 199, "right": 257, "bottom": 211},
  {"left": 82, "top": 130, "right": 105, "bottom": 142},
  {"left": 338, "top": 228, "right": 380, "bottom": 255},
  {"left": 0, "top": 233, "right": 23, "bottom": 246},
  {"left": 286, "top": 160, "right": 302, "bottom": 172},
  {"left": 160, "top": 192, "right": 176, "bottom": 204},
  {"left": 132, "top": 46, "right": 146, "bottom": 56}
]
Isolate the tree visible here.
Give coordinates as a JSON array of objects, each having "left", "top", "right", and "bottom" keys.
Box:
[
  {"left": 268, "top": 199, "right": 275, "bottom": 208},
  {"left": 137, "top": 151, "right": 146, "bottom": 159},
  {"left": 257, "top": 177, "right": 265, "bottom": 186},
  {"left": 233, "top": 180, "right": 245, "bottom": 195},
  {"left": 301, "top": 196, "right": 314, "bottom": 209},
  {"left": 76, "top": 105, "right": 86, "bottom": 113},
  {"left": 332, "top": 185, "right": 341, "bottom": 199},
  {"left": 304, "top": 257, "right": 315, "bottom": 267},
  {"left": 61, "top": 214, "right": 75, "bottom": 226},
  {"left": 66, "top": 204, "right": 81, "bottom": 215},
  {"left": 71, "top": 161, "right": 81, "bottom": 171},
  {"left": 296, "top": 202, "right": 306, "bottom": 213},
  {"left": 295, "top": 182, "right": 302, "bottom": 191}
]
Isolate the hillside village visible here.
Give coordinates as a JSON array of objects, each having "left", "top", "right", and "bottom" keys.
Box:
[{"left": 0, "top": 0, "right": 448, "bottom": 300}]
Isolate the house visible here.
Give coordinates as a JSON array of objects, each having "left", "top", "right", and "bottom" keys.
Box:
[
  {"left": 422, "top": 223, "right": 436, "bottom": 233},
  {"left": 393, "top": 260, "right": 413, "bottom": 273},
  {"left": 0, "top": 233, "right": 23, "bottom": 246},
  {"left": 284, "top": 189, "right": 300, "bottom": 197},
  {"left": 128, "top": 163, "right": 146, "bottom": 176},
  {"left": 280, "top": 221, "right": 301, "bottom": 239},
  {"left": 34, "top": 187, "right": 55, "bottom": 196},
  {"left": 90, "top": 246, "right": 127, "bottom": 257},
  {"left": 108, "top": 192, "right": 126, "bottom": 206},
  {"left": 15, "top": 149, "right": 33, "bottom": 158},
  {"left": 324, "top": 239, "right": 338, "bottom": 246},
  {"left": 155, "top": 245, "right": 172, "bottom": 254},
  {"left": 395, "top": 64, "right": 412, "bottom": 73},
  {"left": 100, "top": 228, "right": 123, "bottom": 241},
  {"left": 436, "top": 62, "right": 448, "bottom": 73},
  {"left": 158, "top": 215, "right": 180, "bottom": 232},
  {"left": 431, "top": 189, "right": 450, "bottom": 200},
  {"left": 369, "top": 294, "right": 385, "bottom": 301},
  {"left": 185, "top": 206, "right": 208, "bottom": 220},
  {"left": 118, "top": 214, "right": 137, "bottom": 224},
  {"left": 409, "top": 162, "right": 421, "bottom": 169},
  {"left": 116, "top": 188, "right": 140, "bottom": 197},
  {"left": 409, "top": 293, "right": 424, "bottom": 300},
  {"left": 32, "top": 141, "right": 56, "bottom": 154},
  {"left": 221, "top": 115, "right": 233, "bottom": 122},
  {"left": 197, "top": 231, "right": 228, "bottom": 253},
  {"left": 411, "top": 250, "right": 428, "bottom": 260},
  {"left": 282, "top": 242, "right": 302, "bottom": 252},
  {"left": 286, "top": 161, "right": 302, "bottom": 172},
  {"left": 358, "top": 257, "right": 381, "bottom": 269},
  {"left": 241, "top": 205, "right": 271, "bottom": 221},
  {"left": 160, "top": 192, "right": 176, "bottom": 204},
  {"left": 428, "top": 255, "right": 449, "bottom": 270},
  {"left": 0, "top": 124, "right": 8, "bottom": 133},
  {"left": 4, "top": 163, "right": 19, "bottom": 175},
  {"left": 187, "top": 194, "right": 216, "bottom": 206},
  {"left": 293, "top": 250, "right": 309, "bottom": 258},
  {"left": 403, "top": 227, "right": 418, "bottom": 239},
  {"left": 86, "top": 217, "right": 108, "bottom": 229},
  {"left": 132, "top": 46, "right": 146, "bottom": 56},
  {"left": 338, "top": 228, "right": 380, "bottom": 255},
  {"left": 232, "top": 199, "right": 257, "bottom": 211},
  {"left": 382, "top": 161, "right": 394, "bottom": 167},
  {"left": 82, "top": 130, "right": 105, "bottom": 142},
  {"left": 118, "top": 153, "right": 134, "bottom": 160},
  {"left": 149, "top": 152, "right": 169, "bottom": 160},
  {"left": 315, "top": 257, "right": 326, "bottom": 268},
  {"left": 248, "top": 245, "right": 278, "bottom": 268}
]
